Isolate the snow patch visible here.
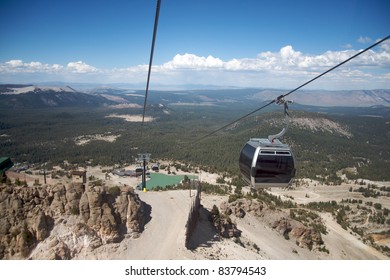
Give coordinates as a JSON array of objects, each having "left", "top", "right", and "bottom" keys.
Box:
[{"left": 2, "top": 86, "right": 76, "bottom": 95}]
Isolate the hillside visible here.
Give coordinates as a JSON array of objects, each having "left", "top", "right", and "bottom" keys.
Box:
[
  {"left": 1, "top": 85, "right": 390, "bottom": 112},
  {"left": 1, "top": 93, "right": 389, "bottom": 260},
  {"left": 249, "top": 89, "right": 390, "bottom": 107},
  {"left": 0, "top": 89, "right": 389, "bottom": 182},
  {"left": 87, "top": 86, "right": 390, "bottom": 109},
  {"left": 0, "top": 85, "right": 118, "bottom": 108}
]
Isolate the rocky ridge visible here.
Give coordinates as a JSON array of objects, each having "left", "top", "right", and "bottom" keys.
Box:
[
  {"left": 0, "top": 183, "right": 147, "bottom": 259},
  {"left": 219, "top": 198, "right": 324, "bottom": 251}
]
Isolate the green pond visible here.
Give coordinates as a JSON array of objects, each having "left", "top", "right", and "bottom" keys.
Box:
[{"left": 139, "top": 173, "right": 198, "bottom": 190}]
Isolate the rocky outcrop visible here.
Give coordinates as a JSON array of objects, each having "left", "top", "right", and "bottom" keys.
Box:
[
  {"left": 213, "top": 217, "right": 241, "bottom": 238},
  {"left": 209, "top": 205, "right": 241, "bottom": 239},
  {"left": 126, "top": 191, "right": 146, "bottom": 233},
  {"left": 220, "top": 198, "right": 266, "bottom": 218},
  {"left": 290, "top": 226, "right": 323, "bottom": 250},
  {"left": 0, "top": 183, "right": 147, "bottom": 259},
  {"left": 272, "top": 218, "right": 292, "bottom": 238},
  {"left": 220, "top": 198, "right": 324, "bottom": 251}
]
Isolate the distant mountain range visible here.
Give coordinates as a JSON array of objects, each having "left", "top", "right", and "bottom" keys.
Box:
[
  {"left": 249, "top": 89, "right": 390, "bottom": 107},
  {"left": 0, "top": 84, "right": 117, "bottom": 108},
  {"left": 0, "top": 84, "right": 389, "bottom": 109}
]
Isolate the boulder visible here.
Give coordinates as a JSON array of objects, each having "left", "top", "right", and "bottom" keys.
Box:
[{"left": 272, "top": 218, "right": 292, "bottom": 236}]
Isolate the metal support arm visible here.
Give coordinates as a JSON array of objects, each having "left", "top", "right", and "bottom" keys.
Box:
[{"left": 268, "top": 98, "right": 293, "bottom": 142}]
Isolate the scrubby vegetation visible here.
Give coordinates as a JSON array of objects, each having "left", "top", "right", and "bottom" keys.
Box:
[{"left": 1, "top": 88, "right": 389, "bottom": 183}]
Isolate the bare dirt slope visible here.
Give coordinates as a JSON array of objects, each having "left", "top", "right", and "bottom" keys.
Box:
[
  {"left": 199, "top": 195, "right": 388, "bottom": 260},
  {"left": 319, "top": 213, "right": 387, "bottom": 259},
  {"left": 74, "top": 190, "right": 195, "bottom": 260},
  {"left": 120, "top": 190, "right": 192, "bottom": 259},
  {"left": 73, "top": 191, "right": 388, "bottom": 260}
]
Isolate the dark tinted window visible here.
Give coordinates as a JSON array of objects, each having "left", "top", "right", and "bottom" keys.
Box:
[{"left": 254, "top": 154, "right": 294, "bottom": 183}]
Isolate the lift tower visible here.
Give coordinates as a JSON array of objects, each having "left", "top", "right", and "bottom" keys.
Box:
[{"left": 137, "top": 153, "right": 151, "bottom": 192}]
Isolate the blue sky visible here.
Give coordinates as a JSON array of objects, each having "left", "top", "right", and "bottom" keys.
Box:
[{"left": 0, "top": 0, "right": 389, "bottom": 90}]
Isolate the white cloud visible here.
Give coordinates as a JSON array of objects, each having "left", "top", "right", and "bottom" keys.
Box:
[
  {"left": 0, "top": 60, "right": 63, "bottom": 73},
  {"left": 357, "top": 36, "right": 372, "bottom": 44},
  {"left": 6, "top": 60, "right": 24, "bottom": 67},
  {"left": 379, "top": 40, "right": 390, "bottom": 52},
  {"left": 159, "top": 45, "right": 389, "bottom": 74},
  {"left": 155, "top": 45, "right": 390, "bottom": 89},
  {"left": 1, "top": 42, "right": 389, "bottom": 90},
  {"left": 162, "top": 53, "right": 224, "bottom": 69},
  {"left": 66, "top": 61, "right": 98, "bottom": 73}
]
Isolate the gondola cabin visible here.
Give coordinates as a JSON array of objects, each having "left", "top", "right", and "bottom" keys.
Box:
[
  {"left": 239, "top": 138, "right": 295, "bottom": 188},
  {"left": 135, "top": 165, "right": 143, "bottom": 176}
]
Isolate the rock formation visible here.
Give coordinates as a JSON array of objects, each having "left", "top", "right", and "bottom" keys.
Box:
[
  {"left": 220, "top": 198, "right": 324, "bottom": 251},
  {"left": 0, "top": 183, "right": 147, "bottom": 259},
  {"left": 209, "top": 204, "right": 241, "bottom": 239}
]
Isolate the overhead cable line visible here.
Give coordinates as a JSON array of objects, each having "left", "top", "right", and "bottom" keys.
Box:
[
  {"left": 141, "top": 0, "right": 161, "bottom": 128},
  {"left": 193, "top": 34, "right": 390, "bottom": 144},
  {"left": 281, "top": 35, "right": 390, "bottom": 99}
]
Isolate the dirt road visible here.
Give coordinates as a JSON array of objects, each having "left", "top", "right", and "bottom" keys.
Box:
[
  {"left": 113, "top": 190, "right": 194, "bottom": 259},
  {"left": 320, "top": 212, "right": 388, "bottom": 259}
]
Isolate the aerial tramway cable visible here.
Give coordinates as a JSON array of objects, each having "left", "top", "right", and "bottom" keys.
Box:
[
  {"left": 138, "top": 0, "right": 161, "bottom": 192},
  {"left": 141, "top": 0, "right": 161, "bottom": 129},
  {"left": 194, "top": 35, "right": 390, "bottom": 144}
]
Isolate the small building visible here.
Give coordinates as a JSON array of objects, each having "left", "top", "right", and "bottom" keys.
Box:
[
  {"left": 113, "top": 169, "right": 126, "bottom": 176},
  {"left": 152, "top": 163, "right": 159, "bottom": 171},
  {"left": 71, "top": 170, "right": 87, "bottom": 184},
  {"left": 113, "top": 169, "right": 137, "bottom": 177}
]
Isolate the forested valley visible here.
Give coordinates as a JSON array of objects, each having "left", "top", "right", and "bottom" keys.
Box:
[{"left": 1, "top": 91, "right": 389, "bottom": 183}]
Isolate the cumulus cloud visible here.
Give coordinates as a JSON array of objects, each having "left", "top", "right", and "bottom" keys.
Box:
[
  {"left": 162, "top": 53, "right": 224, "bottom": 69},
  {"left": 66, "top": 61, "right": 98, "bottom": 73},
  {"left": 158, "top": 45, "right": 389, "bottom": 74},
  {"left": 0, "top": 60, "right": 63, "bottom": 73},
  {"left": 155, "top": 44, "right": 390, "bottom": 89},
  {"left": 6, "top": 59, "right": 24, "bottom": 67},
  {"left": 1, "top": 42, "right": 389, "bottom": 90}
]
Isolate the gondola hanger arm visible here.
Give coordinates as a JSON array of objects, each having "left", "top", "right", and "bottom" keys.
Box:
[{"left": 268, "top": 97, "right": 292, "bottom": 142}]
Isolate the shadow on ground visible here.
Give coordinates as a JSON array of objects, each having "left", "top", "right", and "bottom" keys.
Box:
[{"left": 186, "top": 205, "right": 220, "bottom": 249}]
